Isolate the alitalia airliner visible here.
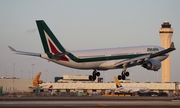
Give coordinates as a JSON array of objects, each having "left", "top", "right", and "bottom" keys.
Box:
[
  {"left": 113, "top": 76, "right": 149, "bottom": 93},
  {"left": 9, "top": 20, "right": 176, "bottom": 81}
]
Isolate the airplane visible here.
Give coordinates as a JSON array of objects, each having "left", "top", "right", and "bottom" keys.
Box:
[
  {"left": 29, "top": 72, "right": 43, "bottom": 88},
  {"left": 9, "top": 20, "right": 176, "bottom": 81},
  {"left": 113, "top": 76, "right": 149, "bottom": 93}
]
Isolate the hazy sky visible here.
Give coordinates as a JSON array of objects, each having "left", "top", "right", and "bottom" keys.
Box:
[{"left": 0, "top": 0, "right": 180, "bottom": 83}]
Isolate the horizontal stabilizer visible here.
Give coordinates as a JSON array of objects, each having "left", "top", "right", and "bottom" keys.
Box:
[
  {"left": 52, "top": 52, "right": 69, "bottom": 60},
  {"left": 8, "top": 46, "right": 41, "bottom": 57},
  {"left": 8, "top": 46, "right": 16, "bottom": 52}
]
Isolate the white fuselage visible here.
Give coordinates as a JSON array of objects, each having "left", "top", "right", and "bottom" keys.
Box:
[
  {"left": 115, "top": 86, "right": 150, "bottom": 93},
  {"left": 41, "top": 45, "right": 168, "bottom": 70}
]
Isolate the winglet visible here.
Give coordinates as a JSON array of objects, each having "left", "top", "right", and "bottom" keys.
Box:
[
  {"left": 8, "top": 46, "right": 17, "bottom": 52},
  {"left": 170, "top": 42, "right": 175, "bottom": 49},
  {"left": 150, "top": 42, "right": 176, "bottom": 58}
]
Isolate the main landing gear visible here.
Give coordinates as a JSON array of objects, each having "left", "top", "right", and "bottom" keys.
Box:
[
  {"left": 89, "top": 70, "right": 100, "bottom": 81},
  {"left": 118, "top": 65, "right": 130, "bottom": 80},
  {"left": 118, "top": 70, "right": 130, "bottom": 80}
]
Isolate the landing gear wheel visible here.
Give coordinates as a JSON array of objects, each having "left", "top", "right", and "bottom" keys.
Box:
[
  {"left": 122, "top": 75, "right": 126, "bottom": 80},
  {"left": 89, "top": 75, "right": 93, "bottom": 80},
  {"left": 96, "top": 72, "right": 100, "bottom": 77},
  {"left": 118, "top": 75, "right": 122, "bottom": 80},
  {"left": 125, "top": 72, "right": 129, "bottom": 77},
  {"left": 92, "top": 76, "right": 96, "bottom": 81},
  {"left": 92, "top": 71, "right": 96, "bottom": 76},
  {"left": 89, "top": 69, "right": 100, "bottom": 81}
]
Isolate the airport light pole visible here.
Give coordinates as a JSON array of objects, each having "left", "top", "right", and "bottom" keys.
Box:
[
  {"left": 105, "top": 72, "right": 107, "bottom": 82},
  {"left": 107, "top": 73, "right": 109, "bottom": 82},
  {"left": 32, "top": 64, "right": 34, "bottom": 79},
  {"left": 13, "top": 63, "right": 15, "bottom": 78},
  {"left": 157, "top": 72, "right": 159, "bottom": 82},
  {"left": 130, "top": 70, "right": 133, "bottom": 82},
  {"left": 45, "top": 70, "right": 47, "bottom": 82},
  {"left": 12, "top": 63, "right": 15, "bottom": 90},
  {"left": 53, "top": 71, "right": 55, "bottom": 82}
]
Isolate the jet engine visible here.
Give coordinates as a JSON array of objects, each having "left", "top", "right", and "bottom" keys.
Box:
[{"left": 142, "top": 59, "right": 161, "bottom": 71}]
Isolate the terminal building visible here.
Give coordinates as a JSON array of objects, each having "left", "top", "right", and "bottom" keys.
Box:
[
  {"left": 55, "top": 75, "right": 103, "bottom": 83},
  {"left": 0, "top": 75, "right": 179, "bottom": 97},
  {"left": 0, "top": 78, "right": 33, "bottom": 93}
]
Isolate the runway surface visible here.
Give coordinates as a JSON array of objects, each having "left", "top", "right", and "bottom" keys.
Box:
[{"left": 0, "top": 100, "right": 180, "bottom": 107}]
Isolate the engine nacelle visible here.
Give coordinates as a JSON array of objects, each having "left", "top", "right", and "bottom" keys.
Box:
[{"left": 142, "top": 59, "right": 161, "bottom": 71}]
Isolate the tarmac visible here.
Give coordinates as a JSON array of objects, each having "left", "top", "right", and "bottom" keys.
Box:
[
  {"left": 0, "top": 100, "right": 180, "bottom": 107},
  {"left": 0, "top": 96, "right": 174, "bottom": 101},
  {"left": 0, "top": 96, "right": 180, "bottom": 108}
]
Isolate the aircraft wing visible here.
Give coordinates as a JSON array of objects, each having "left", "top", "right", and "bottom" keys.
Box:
[
  {"left": 116, "top": 88, "right": 139, "bottom": 93},
  {"left": 114, "top": 42, "right": 175, "bottom": 67},
  {"left": 39, "top": 85, "right": 65, "bottom": 90},
  {"left": 28, "top": 85, "right": 46, "bottom": 89},
  {"left": 149, "top": 42, "right": 175, "bottom": 58},
  {"left": 128, "top": 89, "right": 140, "bottom": 93},
  {"left": 8, "top": 46, "right": 41, "bottom": 57},
  {"left": 114, "top": 55, "right": 149, "bottom": 67}
]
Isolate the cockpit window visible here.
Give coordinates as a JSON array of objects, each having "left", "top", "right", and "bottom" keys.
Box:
[{"left": 147, "top": 48, "right": 159, "bottom": 52}]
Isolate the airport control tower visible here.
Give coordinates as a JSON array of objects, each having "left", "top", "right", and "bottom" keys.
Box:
[{"left": 159, "top": 21, "right": 173, "bottom": 82}]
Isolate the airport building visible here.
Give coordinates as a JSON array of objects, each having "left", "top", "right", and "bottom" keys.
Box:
[
  {"left": 55, "top": 75, "right": 103, "bottom": 83},
  {"left": 0, "top": 75, "right": 179, "bottom": 97},
  {"left": 0, "top": 78, "right": 33, "bottom": 93},
  {"left": 159, "top": 21, "right": 174, "bottom": 82}
]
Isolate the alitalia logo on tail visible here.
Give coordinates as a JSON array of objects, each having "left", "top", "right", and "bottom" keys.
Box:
[
  {"left": 44, "top": 31, "right": 60, "bottom": 54},
  {"left": 36, "top": 20, "right": 69, "bottom": 61}
]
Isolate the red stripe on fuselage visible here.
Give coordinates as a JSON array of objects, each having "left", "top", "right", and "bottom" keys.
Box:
[{"left": 48, "top": 39, "right": 69, "bottom": 61}]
